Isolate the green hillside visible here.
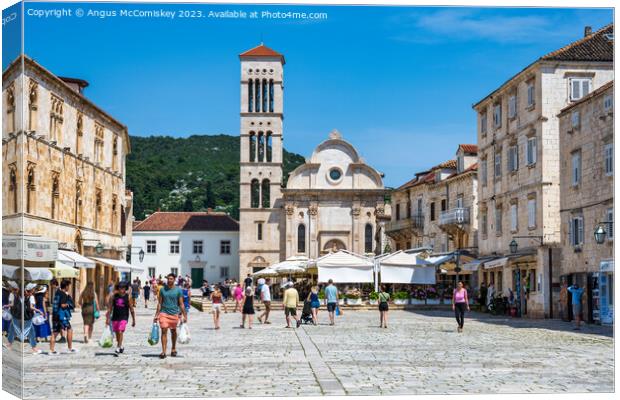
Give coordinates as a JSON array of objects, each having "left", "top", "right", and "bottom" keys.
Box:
[{"left": 126, "top": 134, "right": 306, "bottom": 220}]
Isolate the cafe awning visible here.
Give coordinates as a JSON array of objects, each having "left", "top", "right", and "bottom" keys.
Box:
[
  {"left": 2, "top": 235, "right": 58, "bottom": 263},
  {"left": 378, "top": 251, "right": 435, "bottom": 284},
  {"left": 58, "top": 250, "right": 96, "bottom": 269},
  {"left": 483, "top": 257, "right": 509, "bottom": 270},
  {"left": 315, "top": 250, "right": 374, "bottom": 283},
  {"left": 90, "top": 257, "right": 144, "bottom": 274},
  {"left": 49, "top": 262, "right": 80, "bottom": 279},
  {"left": 2, "top": 264, "right": 53, "bottom": 281}
]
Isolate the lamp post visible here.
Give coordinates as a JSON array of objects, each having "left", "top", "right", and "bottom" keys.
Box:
[{"left": 594, "top": 221, "right": 613, "bottom": 244}]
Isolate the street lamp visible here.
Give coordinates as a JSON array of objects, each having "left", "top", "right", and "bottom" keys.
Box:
[
  {"left": 509, "top": 239, "right": 519, "bottom": 254},
  {"left": 95, "top": 242, "right": 104, "bottom": 254},
  {"left": 138, "top": 248, "right": 145, "bottom": 262},
  {"left": 594, "top": 222, "right": 613, "bottom": 244}
]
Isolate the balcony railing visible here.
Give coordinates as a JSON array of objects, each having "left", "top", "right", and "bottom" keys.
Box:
[
  {"left": 385, "top": 214, "right": 425, "bottom": 233},
  {"left": 439, "top": 207, "right": 470, "bottom": 226}
]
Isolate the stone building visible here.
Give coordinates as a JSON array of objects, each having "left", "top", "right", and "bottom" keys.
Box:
[
  {"left": 558, "top": 80, "right": 614, "bottom": 324},
  {"left": 238, "top": 44, "right": 388, "bottom": 278},
  {"left": 2, "top": 55, "right": 133, "bottom": 302},
  {"left": 473, "top": 25, "right": 613, "bottom": 318},
  {"left": 386, "top": 144, "right": 478, "bottom": 286}
]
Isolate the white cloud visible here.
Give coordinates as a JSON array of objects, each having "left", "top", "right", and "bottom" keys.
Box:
[{"left": 391, "top": 9, "right": 570, "bottom": 44}]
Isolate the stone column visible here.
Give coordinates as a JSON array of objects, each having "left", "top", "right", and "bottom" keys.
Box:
[{"left": 309, "top": 203, "right": 318, "bottom": 258}]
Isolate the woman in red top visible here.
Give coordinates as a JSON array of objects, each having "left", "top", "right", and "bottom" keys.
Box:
[{"left": 452, "top": 281, "right": 470, "bottom": 333}]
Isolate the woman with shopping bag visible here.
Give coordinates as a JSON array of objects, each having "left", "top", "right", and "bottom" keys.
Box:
[
  {"left": 105, "top": 282, "right": 136, "bottom": 355},
  {"left": 79, "top": 282, "right": 99, "bottom": 344}
]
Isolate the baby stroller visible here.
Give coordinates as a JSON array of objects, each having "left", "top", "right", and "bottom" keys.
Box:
[{"left": 300, "top": 299, "right": 314, "bottom": 324}]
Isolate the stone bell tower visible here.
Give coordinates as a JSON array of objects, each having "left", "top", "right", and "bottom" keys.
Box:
[{"left": 238, "top": 44, "right": 285, "bottom": 278}]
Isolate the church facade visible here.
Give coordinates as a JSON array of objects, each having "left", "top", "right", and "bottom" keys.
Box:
[{"left": 238, "top": 45, "right": 388, "bottom": 278}]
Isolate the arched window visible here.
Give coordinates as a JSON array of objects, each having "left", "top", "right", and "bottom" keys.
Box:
[
  {"left": 364, "top": 224, "right": 373, "bottom": 253},
  {"left": 95, "top": 190, "right": 102, "bottom": 229},
  {"left": 75, "top": 183, "right": 83, "bottom": 225},
  {"left": 262, "top": 79, "right": 268, "bottom": 113},
  {"left": 266, "top": 132, "right": 272, "bottom": 162},
  {"left": 250, "top": 179, "right": 260, "bottom": 208},
  {"left": 111, "top": 195, "right": 118, "bottom": 233},
  {"left": 261, "top": 179, "right": 270, "bottom": 208},
  {"left": 254, "top": 80, "right": 260, "bottom": 112},
  {"left": 269, "top": 80, "right": 274, "bottom": 112},
  {"left": 112, "top": 136, "right": 118, "bottom": 171},
  {"left": 51, "top": 174, "right": 59, "bottom": 219},
  {"left": 26, "top": 166, "right": 35, "bottom": 214},
  {"left": 257, "top": 132, "right": 265, "bottom": 162},
  {"left": 9, "top": 167, "right": 17, "bottom": 214},
  {"left": 248, "top": 79, "right": 253, "bottom": 112},
  {"left": 297, "top": 224, "right": 306, "bottom": 253},
  {"left": 249, "top": 132, "right": 256, "bottom": 162}
]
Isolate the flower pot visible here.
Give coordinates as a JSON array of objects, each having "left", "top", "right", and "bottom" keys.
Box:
[
  {"left": 426, "top": 298, "right": 440, "bottom": 305},
  {"left": 368, "top": 299, "right": 378, "bottom": 306},
  {"left": 319, "top": 299, "right": 326, "bottom": 305},
  {"left": 393, "top": 299, "right": 408, "bottom": 305},
  {"left": 346, "top": 298, "right": 362, "bottom": 305},
  {"left": 338, "top": 299, "right": 345, "bottom": 305},
  {"left": 410, "top": 298, "right": 425, "bottom": 305}
]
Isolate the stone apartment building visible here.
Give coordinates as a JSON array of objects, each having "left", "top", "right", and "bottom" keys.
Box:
[
  {"left": 473, "top": 25, "right": 613, "bottom": 318},
  {"left": 386, "top": 144, "right": 478, "bottom": 286},
  {"left": 2, "top": 55, "right": 134, "bottom": 302},
  {"left": 558, "top": 81, "right": 614, "bottom": 325}
]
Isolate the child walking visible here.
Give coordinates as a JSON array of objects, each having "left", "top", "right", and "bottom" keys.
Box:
[{"left": 106, "top": 282, "right": 136, "bottom": 355}]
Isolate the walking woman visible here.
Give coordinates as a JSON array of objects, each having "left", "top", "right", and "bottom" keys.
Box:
[
  {"left": 79, "top": 282, "right": 99, "bottom": 344},
  {"left": 378, "top": 285, "right": 390, "bottom": 328},
  {"left": 33, "top": 286, "right": 52, "bottom": 342},
  {"left": 452, "top": 281, "right": 470, "bottom": 333},
  {"left": 240, "top": 287, "right": 255, "bottom": 329},
  {"left": 210, "top": 286, "right": 227, "bottom": 329},
  {"left": 307, "top": 286, "right": 320, "bottom": 325},
  {"left": 233, "top": 283, "right": 243, "bottom": 313}
]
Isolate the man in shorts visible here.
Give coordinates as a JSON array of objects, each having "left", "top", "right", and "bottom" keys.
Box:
[
  {"left": 324, "top": 279, "right": 339, "bottom": 326},
  {"left": 282, "top": 282, "right": 301, "bottom": 328},
  {"left": 130, "top": 279, "right": 140, "bottom": 307},
  {"left": 154, "top": 273, "right": 187, "bottom": 359},
  {"left": 258, "top": 278, "right": 272, "bottom": 324},
  {"left": 567, "top": 283, "right": 585, "bottom": 330},
  {"left": 49, "top": 280, "right": 77, "bottom": 355},
  {"left": 244, "top": 274, "right": 253, "bottom": 291}
]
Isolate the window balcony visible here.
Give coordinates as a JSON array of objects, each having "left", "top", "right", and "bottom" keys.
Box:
[
  {"left": 439, "top": 207, "right": 470, "bottom": 227},
  {"left": 385, "top": 214, "right": 425, "bottom": 235}
]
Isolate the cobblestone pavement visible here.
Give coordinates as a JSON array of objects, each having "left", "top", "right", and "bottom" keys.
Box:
[{"left": 2, "top": 302, "right": 614, "bottom": 399}]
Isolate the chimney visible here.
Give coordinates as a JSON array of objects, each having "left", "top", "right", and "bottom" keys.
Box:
[{"left": 584, "top": 26, "right": 592, "bottom": 37}]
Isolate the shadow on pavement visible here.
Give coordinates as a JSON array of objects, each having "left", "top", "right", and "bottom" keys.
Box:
[{"left": 404, "top": 308, "right": 613, "bottom": 338}]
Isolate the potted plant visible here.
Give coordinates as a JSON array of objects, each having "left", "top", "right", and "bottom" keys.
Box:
[
  {"left": 318, "top": 290, "right": 326, "bottom": 305},
  {"left": 425, "top": 286, "right": 440, "bottom": 305},
  {"left": 393, "top": 291, "right": 409, "bottom": 305},
  {"left": 368, "top": 291, "right": 379, "bottom": 305},
  {"left": 345, "top": 293, "right": 362, "bottom": 305},
  {"left": 410, "top": 287, "right": 427, "bottom": 305},
  {"left": 344, "top": 288, "right": 362, "bottom": 305}
]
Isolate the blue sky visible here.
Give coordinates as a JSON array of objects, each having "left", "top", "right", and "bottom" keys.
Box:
[{"left": 5, "top": 3, "right": 613, "bottom": 187}]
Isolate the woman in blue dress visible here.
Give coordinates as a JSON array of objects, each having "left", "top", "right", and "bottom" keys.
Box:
[
  {"left": 33, "top": 286, "right": 52, "bottom": 341},
  {"left": 308, "top": 286, "right": 320, "bottom": 325}
]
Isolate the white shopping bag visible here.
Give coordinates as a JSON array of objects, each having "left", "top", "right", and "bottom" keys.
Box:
[
  {"left": 31, "top": 313, "right": 46, "bottom": 326},
  {"left": 98, "top": 325, "right": 114, "bottom": 348},
  {"left": 2, "top": 308, "right": 12, "bottom": 321},
  {"left": 178, "top": 322, "right": 191, "bottom": 344}
]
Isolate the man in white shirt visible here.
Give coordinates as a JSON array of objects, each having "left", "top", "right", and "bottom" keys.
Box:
[{"left": 258, "top": 278, "right": 272, "bottom": 324}]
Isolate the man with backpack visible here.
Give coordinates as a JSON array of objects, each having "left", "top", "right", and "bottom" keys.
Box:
[
  {"left": 6, "top": 283, "right": 42, "bottom": 354},
  {"left": 49, "top": 280, "right": 78, "bottom": 355}
]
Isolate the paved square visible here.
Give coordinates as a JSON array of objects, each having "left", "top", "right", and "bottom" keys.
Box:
[{"left": 3, "top": 303, "right": 614, "bottom": 398}]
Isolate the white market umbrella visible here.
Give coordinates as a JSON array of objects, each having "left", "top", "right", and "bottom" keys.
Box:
[{"left": 2, "top": 264, "right": 53, "bottom": 281}]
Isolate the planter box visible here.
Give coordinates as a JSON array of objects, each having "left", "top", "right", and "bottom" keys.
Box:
[
  {"left": 393, "top": 299, "right": 409, "bottom": 305},
  {"left": 319, "top": 299, "right": 326, "bottom": 305},
  {"left": 346, "top": 298, "right": 362, "bottom": 305},
  {"left": 368, "top": 299, "right": 378, "bottom": 306},
  {"left": 426, "top": 298, "right": 440, "bottom": 305},
  {"left": 410, "top": 298, "right": 426, "bottom": 305},
  {"left": 338, "top": 299, "right": 345, "bottom": 305}
]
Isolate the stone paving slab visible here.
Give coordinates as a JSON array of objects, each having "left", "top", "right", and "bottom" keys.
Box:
[{"left": 2, "top": 302, "right": 614, "bottom": 398}]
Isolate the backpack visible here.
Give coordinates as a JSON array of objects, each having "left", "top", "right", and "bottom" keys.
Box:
[{"left": 11, "top": 295, "right": 34, "bottom": 321}]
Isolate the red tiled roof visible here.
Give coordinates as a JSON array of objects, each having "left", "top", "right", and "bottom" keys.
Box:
[
  {"left": 542, "top": 24, "right": 613, "bottom": 62},
  {"left": 473, "top": 24, "right": 614, "bottom": 108},
  {"left": 240, "top": 44, "right": 285, "bottom": 64},
  {"left": 458, "top": 144, "right": 478, "bottom": 154},
  {"left": 132, "top": 220, "right": 143, "bottom": 230},
  {"left": 437, "top": 159, "right": 457, "bottom": 170},
  {"left": 134, "top": 212, "right": 239, "bottom": 232}
]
